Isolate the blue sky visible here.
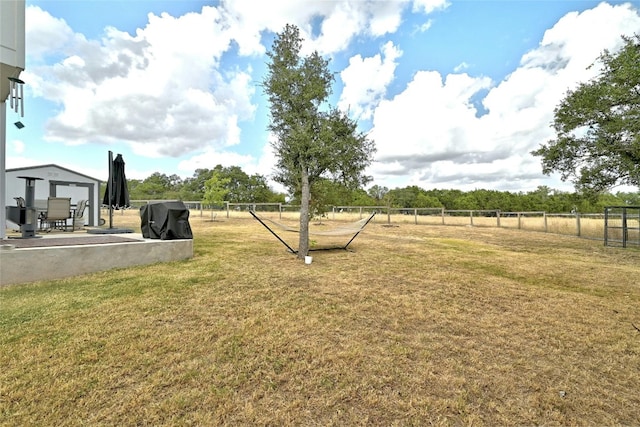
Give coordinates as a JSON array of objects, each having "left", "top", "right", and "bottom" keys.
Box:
[{"left": 5, "top": 0, "right": 640, "bottom": 194}]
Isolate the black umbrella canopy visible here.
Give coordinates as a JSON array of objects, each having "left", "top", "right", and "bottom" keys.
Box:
[{"left": 103, "top": 153, "right": 130, "bottom": 209}]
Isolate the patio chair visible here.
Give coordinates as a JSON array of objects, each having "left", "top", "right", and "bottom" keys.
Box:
[
  {"left": 72, "top": 200, "right": 88, "bottom": 231},
  {"left": 42, "top": 197, "right": 72, "bottom": 232}
]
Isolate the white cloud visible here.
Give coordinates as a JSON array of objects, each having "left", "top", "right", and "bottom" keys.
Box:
[
  {"left": 338, "top": 41, "right": 402, "bottom": 120},
  {"left": 523, "top": 2, "right": 640, "bottom": 76},
  {"left": 369, "top": 2, "right": 640, "bottom": 192},
  {"left": 23, "top": 0, "right": 446, "bottom": 163},
  {"left": 25, "top": 5, "right": 256, "bottom": 158},
  {"left": 296, "top": 1, "right": 407, "bottom": 55},
  {"left": 218, "top": 0, "right": 410, "bottom": 56},
  {"left": 21, "top": 0, "right": 638, "bottom": 194},
  {"left": 371, "top": 71, "right": 492, "bottom": 163},
  {"left": 23, "top": 6, "right": 75, "bottom": 60},
  {"left": 412, "top": 0, "right": 450, "bottom": 14},
  {"left": 453, "top": 62, "right": 469, "bottom": 73},
  {"left": 416, "top": 19, "right": 433, "bottom": 33}
]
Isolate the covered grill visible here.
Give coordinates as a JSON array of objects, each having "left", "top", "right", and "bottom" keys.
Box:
[{"left": 140, "top": 201, "right": 193, "bottom": 240}]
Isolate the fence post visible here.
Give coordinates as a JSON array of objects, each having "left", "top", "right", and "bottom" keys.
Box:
[
  {"left": 604, "top": 208, "right": 609, "bottom": 246},
  {"left": 387, "top": 206, "right": 391, "bottom": 225},
  {"left": 544, "top": 212, "right": 548, "bottom": 232},
  {"left": 575, "top": 211, "right": 581, "bottom": 237},
  {"left": 441, "top": 207, "right": 445, "bottom": 225},
  {"left": 226, "top": 201, "right": 230, "bottom": 219},
  {"left": 622, "top": 208, "right": 627, "bottom": 248},
  {"left": 470, "top": 210, "right": 474, "bottom": 226},
  {"left": 496, "top": 210, "right": 501, "bottom": 227},
  {"left": 518, "top": 213, "right": 522, "bottom": 229},
  {"left": 414, "top": 208, "right": 418, "bottom": 225}
]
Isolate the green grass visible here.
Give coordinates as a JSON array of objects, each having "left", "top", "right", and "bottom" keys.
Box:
[{"left": 1, "top": 213, "right": 639, "bottom": 425}]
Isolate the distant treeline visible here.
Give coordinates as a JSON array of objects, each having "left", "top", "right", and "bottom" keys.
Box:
[{"left": 104, "top": 166, "right": 640, "bottom": 214}]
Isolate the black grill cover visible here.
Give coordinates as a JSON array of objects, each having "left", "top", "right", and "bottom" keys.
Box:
[{"left": 140, "top": 201, "right": 193, "bottom": 240}]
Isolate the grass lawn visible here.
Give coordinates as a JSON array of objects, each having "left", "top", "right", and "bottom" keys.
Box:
[{"left": 1, "top": 212, "right": 639, "bottom": 425}]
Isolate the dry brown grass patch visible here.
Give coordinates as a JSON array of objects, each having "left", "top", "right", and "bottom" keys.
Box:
[{"left": 1, "top": 211, "right": 639, "bottom": 425}]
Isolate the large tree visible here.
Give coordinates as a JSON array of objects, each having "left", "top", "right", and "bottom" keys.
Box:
[
  {"left": 263, "top": 24, "right": 375, "bottom": 258},
  {"left": 532, "top": 34, "right": 640, "bottom": 193}
]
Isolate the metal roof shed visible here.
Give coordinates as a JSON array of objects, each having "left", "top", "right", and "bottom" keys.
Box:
[{"left": 5, "top": 164, "right": 101, "bottom": 228}]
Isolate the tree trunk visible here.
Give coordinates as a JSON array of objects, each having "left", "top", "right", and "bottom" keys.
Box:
[{"left": 298, "top": 167, "right": 310, "bottom": 259}]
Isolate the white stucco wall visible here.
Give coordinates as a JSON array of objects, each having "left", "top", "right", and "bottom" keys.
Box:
[{"left": 0, "top": 0, "right": 26, "bottom": 100}]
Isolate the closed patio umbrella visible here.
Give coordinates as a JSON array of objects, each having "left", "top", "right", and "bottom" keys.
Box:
[
  {"left": 103, "top": 153, "right": 130, "bottom": 209},
  {"left": 89, "top": 150, "right": 133, "bottom": 233}
]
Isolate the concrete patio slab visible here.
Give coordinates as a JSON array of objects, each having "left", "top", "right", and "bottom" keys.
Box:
[{"left": 0, "top": 231, "right": 193, "bottom": 287}]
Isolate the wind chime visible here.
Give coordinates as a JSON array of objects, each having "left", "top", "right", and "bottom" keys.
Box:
[{"left": 8, "top": 76, "right": 25, "bottom": 128}]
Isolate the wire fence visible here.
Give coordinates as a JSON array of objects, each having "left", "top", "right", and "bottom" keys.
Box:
[
  {"left": 604, "top": 206, "right": 640, "bottom": 248},
  {"left": 124, "top": 201, "right": 640, "bottom": 247}
]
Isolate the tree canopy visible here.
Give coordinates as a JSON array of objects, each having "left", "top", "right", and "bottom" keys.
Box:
[
  {"left": 532, "top": 34, "right": 640, "bottom": 193},
  {"left": 125, "top": 166, "right": 284, "bottom": 204},
  {"left": 263, "top": 24, "right": 375, "bottom": 257},
  {"left": 117, "top": 166, "right": 637, "bottom": 214}
]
